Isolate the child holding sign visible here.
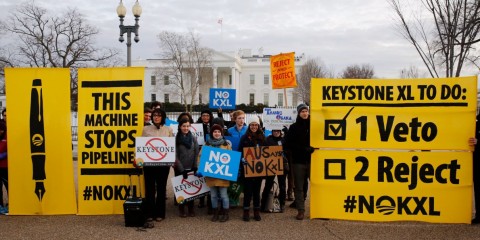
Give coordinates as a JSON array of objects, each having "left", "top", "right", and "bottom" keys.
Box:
[
  {"left": 239, "top": 116, "right": 266, "bottom": 221},
  {"left": 196, "top": 124, "right": 232, "bottom": 222}
]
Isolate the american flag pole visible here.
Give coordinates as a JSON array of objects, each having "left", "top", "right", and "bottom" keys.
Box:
[{"left": 218, "top": 18, "right": 223, "bottom": 51}]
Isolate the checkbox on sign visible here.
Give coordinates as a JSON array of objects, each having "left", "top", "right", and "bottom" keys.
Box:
[
  {"left": 324, "top": 107, "right": 354, "bottom": 141},
  {"left": 324, "top": 159, "right": 346, "bottom": 180},
  {"left": 324, "top": 119, "right": 346, "bottom": 140}
]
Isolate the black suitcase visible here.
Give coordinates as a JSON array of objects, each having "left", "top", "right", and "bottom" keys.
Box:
[{"left": 124, "top": 174, "right": 146, "bottom": 227}]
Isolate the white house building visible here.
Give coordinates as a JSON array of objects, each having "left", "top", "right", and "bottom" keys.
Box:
[{"left": 133, "top": 49, "right": 306, "bottom": 107}]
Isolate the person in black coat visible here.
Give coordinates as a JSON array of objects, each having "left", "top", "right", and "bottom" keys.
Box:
[
  {"left": 260, "top": 129, "right": 288, "bottom": 213},
  {"left": 284, "top": 103, "right": 314, "bottom": 220},
  {"left": 196, "top": 109, "right": 214, "bottom": 211},
  {"left": 239, "top": 115, "right": 266, "bottom": 221}
]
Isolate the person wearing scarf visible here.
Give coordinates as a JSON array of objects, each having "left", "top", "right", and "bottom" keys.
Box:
[
  {"left": 197, "top": 124, "right": 232, "bottom": 222},
  {"left": 174, "top": 118, "right": 199, "bottom": 218}
]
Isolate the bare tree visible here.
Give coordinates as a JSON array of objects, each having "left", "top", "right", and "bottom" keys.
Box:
[
  {"left": 156, "top": 30, "right": 213, "bottom": 112},
  {"left": 339, "top": 64, "right": 375, "bottom": 79},
  {"left": 389, "top": 0, "right": 480, "bottom": 77},
  {"left": 399, "top": 65, "right": 427, "bottom": 78},
  {"left": 296, "top": 58, "right": 332, "bottom": 104},
  {"left": 0, "top": 1, "right": 121, "bottom": 108}
]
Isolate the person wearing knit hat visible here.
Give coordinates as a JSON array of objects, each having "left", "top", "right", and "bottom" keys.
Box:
[
  {"left": 209, "top": 124, "right": 224, "bottom": 139},
  {"left": 248, "top": 115, "right": 260, "bottom": 126},
  {"left": 238, "top": 115, "right": 266, "bottom": 221},
  {"left": 296, "top": 103, "right": 308, "bottom": 114},
  {"left": 197, "top": 123, "right": 232, "bottom": 222},
  {"left": 285, "top": 102, "right": 313, "bottom": 220},
  {"left": 195, "top": 109, "right": 215, "bottom": 211}
]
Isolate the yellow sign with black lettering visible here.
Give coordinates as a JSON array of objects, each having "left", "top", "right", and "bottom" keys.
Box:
[
  {"left": 310, "top": 77, "right": 477, "bottom": 150},
  {"left": 77, "top": 67, "right": 144, "bottom": 215},
  {"left": 309, "top": 76, "right": 476, "bottom": 224},
  {"left": 5, "top": 68, "right": 76, "bottom": 215},
  {"left": 310, "top": 150, "right": 472, "bottom": 223}
]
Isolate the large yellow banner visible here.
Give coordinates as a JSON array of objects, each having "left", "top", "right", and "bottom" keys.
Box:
[
  {"left": 5, "top": 68, "right": 76, "bottom": 215},
  {"left": 311, "top": 77, "right": 477, "bottom": 150},
  {"left": 310, "top": 77, "right": 477, "bottom": 223},
  {"left": 310, "top": 150, "right": 472, "bottom": 223},
  {"left": 77, "top": 67, "right": 144, "bottom": 215},
  {"left": 270, "top": 52, "right": 297, "bottom": 89}
]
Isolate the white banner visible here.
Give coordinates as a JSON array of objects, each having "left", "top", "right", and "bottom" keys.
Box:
[
  {"left": 171, "top": 173, "right": 210, "bottom": 203},
  {"left": 135, "top": 137, "right": 176, "bottom": 166},
  {"left": 262, "top": 108, "right": 296, "bottom": 130},
  {"left": 170, "top": 123, "right": 205, "bottom": 145}
]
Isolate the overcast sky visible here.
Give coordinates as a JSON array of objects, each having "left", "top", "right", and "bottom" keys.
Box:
[{"left": 1, "top": 0, "right": 478, "bottom": 78}]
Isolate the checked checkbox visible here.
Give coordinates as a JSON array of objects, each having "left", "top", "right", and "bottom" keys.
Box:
[
  {"left": 324, "top": 107, "right": 354, "bottom": 141},
  {"left": 325, "top": 119, "right": 346, "bottom": 140}
]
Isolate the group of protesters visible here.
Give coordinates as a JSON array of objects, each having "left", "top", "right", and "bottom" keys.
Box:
[{"left": 139, "top": 101, "right": 313, "bottom": 226}]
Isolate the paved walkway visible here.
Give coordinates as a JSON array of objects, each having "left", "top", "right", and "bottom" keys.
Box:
[{"left": 1, "top": 158, "right": 480, "bottom": 239}]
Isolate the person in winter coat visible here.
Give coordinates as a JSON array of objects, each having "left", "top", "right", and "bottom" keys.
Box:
[
  {"left": 174, "top": 118, "right": 199, "bottom": 217},
  {"left": 227, "top": 110, "right": 247, "bottom": 151},
  {"left": 196, "top": 109, "right": 214, "bottom": 211},
  {"left": 284, "top": 103, "right": 314, "bottom": 220},
  {"left": 260, "top": 129, "right": 289, "bottom": 213},
  {"left": 141, "top": 108, "right": 174, "bottom": 222},
  {"left": 196, "top": 124, "right": 232, "bottom": 222},
  {"left": 239, "top": 115, "right": 266, "bottom": 221},
  {"left": 0, "top": 121, "right": 7, "bottom": 214}
]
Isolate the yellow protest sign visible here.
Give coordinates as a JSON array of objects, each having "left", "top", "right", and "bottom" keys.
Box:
[
  {"left": 77, "top": 67, "right": 144, "bottom": 215},
  {"left": 243, "top": 146, "right": 284, "bottom": 177},
  {"left": 310, "top": 77, "right": 477, "bottom": 150},
  {"left": 5, "top": 68, "right": 76, "bottom": 215},
  {"left": 310, "top": 76, "right": 476, "bottom": 224},
  {"left": 270, "top": 52, "right": 297, "bottom": 89},
  {"left": 310, "top": 150, "right": 472, "bottom": 223}
]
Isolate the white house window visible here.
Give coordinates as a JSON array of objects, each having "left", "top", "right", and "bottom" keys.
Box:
[{"left": 250, "top": 74, "right": 255, "bottom": 85}]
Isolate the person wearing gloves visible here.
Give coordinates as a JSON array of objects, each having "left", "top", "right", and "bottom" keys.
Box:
[
  {"left": 174, "top": 118, "right": 199, "bottom": 217},
  {"left": 196, "top": 124, "right": 232, "bottom": 222},
  {"left": 239, "top": 115, "right": 266, "bottom": 221},
  {"left": 284, "top": 103, "right": 314, "bottom": 220},
  {"left": 141, "top": 108, "right": 174, "bottom": 223},
  {"left": 260, "top": 129, "right": 289, "bottom": 213}
]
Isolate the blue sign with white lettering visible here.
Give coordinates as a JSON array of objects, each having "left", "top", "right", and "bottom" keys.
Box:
[
  {"left": 198, "top": 146, "right": 241, "bottom": 181},
  {"left": 209, "top": 88, "right": 236, "bottom": 110}
]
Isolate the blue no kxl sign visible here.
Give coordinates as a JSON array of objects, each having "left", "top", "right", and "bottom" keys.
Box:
[
  {"left": 209, "top": 88, "right": 236, "bottom": 110},
  {"left": 198, "top": 146, "right": 241, "bottom": 182}
]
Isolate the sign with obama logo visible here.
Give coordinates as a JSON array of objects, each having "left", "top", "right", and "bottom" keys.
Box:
[
  {"left": 309, "top": 76, "right": 477, "bottom": 224},
  {"left": 198, "top": 146, "right": 241, "bottom": 181}
]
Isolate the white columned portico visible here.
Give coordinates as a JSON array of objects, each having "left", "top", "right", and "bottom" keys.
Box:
[
  {"left": 231, "top": 67, "right": 239, "bottom": 103},
  {"left": 213, "top": 67, "right": 218, "bottom": 88}
]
